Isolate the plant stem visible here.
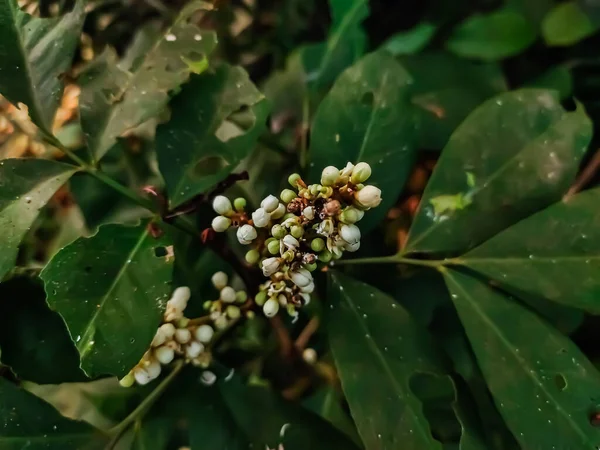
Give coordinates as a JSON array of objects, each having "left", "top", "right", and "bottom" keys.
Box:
[
  {"left": 332, "top": 255, "right": 444, "bottom": 268},
  {"left": 299, "top": 94, "right": 310, "bottom": 169}
]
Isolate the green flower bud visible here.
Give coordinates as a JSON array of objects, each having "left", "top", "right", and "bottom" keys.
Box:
[
  {"left": 340, "top": 208, "right": 360, "bottom": 224},
  {"left": 233, "top": 197, "right": 247, "bottom": 211},
  {"left": 319, "top": 250, "right": 333, "bottom": 263},
  {"left": 309, "top": 184, "right": 321, "bottom": 196},
  {"left": 255, "top": 290, "right": 267, "bottom": 306},
  {"left": 246, "top": 310, "right": 256, "bottom": 319},
  {"left": 351, "top": 162, "right": 372, "bottom": 184},
  {"left": 290, "top": 225, "right": 304, "bottom": 239},
  {"left": 203, "top": 300, "right": 212, "bottom": 310},
  {"left": 226, "top": 305, "right": 241, "bottom": 319},
  {"left": 305, "top": 262, "right": 317, "bottom": 272},
  {"left": 311, "top": 238, "right": 325, "bottom": 252},
  {"left": 321, "top": 166, "right": 340, "bottom": 186},
  {"left": 220, "top": 286, "right": 236, "bottom": 303},
  {"left": 267, "top": 239, "right": 281, "bottom": 255},
  {"left": 288, "top": 173, "right": 301, "bottom": 187},
  {"left": 245, "top": 249, "right": 260, "bottom": 264},
  {"left": 271, "top": 224, "right": 286, "bottom": 239},
  {"left": 236, "top": 290, "right": 248, "bottom": 303},
  {"left": 119, "top": 372, "right": 135, "bottom": 388},
  {"left": 280, "top": 189, "right": 297, "bottom": 203}
]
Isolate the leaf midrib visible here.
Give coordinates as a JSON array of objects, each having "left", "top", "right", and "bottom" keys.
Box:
[{"left": 462, "top": 255, "right": 600, "bottom": 264}]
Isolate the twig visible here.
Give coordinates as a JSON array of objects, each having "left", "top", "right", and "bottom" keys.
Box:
[
  {"left": 564, "top": 148, "right": 600, "bottom": 200},
  {"left": 294, "top": 317, "right": 319, "bottom": 350},
  {"left": 270, "top": 316, "right": 294, "bottom": 359}
]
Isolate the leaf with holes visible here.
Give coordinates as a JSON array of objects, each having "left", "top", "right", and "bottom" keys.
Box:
[
  {"left": 41, "top": 223, "right": 174, "bottom": 378},
  {"left": 405, "top": 90, "right": 592, "bottom": 255},
  {"left": 309, "top": 51, "right": 418, "bottom": 232},
  {"left": 156, "top": 64, "right": 268, "bottom": 208},
  {"left": 444, "top": 269, "right": 600, "bottom": 448},
  {"left": 0, "top": 158, "right": 78, "bottom": 281},
  {"left": 0, "top": 0, "right": 84, "bottom": 133},
  {"left": 79, "top": 1, "right": 217, "bottom": 161}
]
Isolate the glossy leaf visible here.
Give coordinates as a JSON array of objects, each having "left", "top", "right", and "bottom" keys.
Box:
[
  {"left": 156, "top": 64, "right": 268, "bottom": 207},
  {"left": 0, "top": 378, "right": 106, "bottom": 449},
  {"left": 382, "top": 23, "right": 437, "bottom": 55},
  {"left": 444, "top": 270, "right": 600, "bottom": 448},
  {"left": 41, "top": 223, "right": 174, "bottom": 378},
  {"left": 0, "top": 0, "right": 84, "bottom": 133},
  {"left": 405, "top": 89, "right": 592, "bottom": 255},
  {"left": 79, "top": 1, "right": 217, "bottom": 160},
  {"left": 446, "top": 7, "right": 536, "bottom": 60},
  {"left": 0, "top": 158, "right": 78, "bottom": 280},
  {"left": 459, "top": 187, "right": 600, "bottom": 314},
  {"left": 309, "top": 51, "right": 418, "bottom": 232},
  {"left": 132, "top": 415, "right": 174, "bottom": 450},
  {"left": 542, "top": 1, "right": 597, "bottom": 46},
  {"left": 328, "top": 271, "right": 446, "bottom": 450}
]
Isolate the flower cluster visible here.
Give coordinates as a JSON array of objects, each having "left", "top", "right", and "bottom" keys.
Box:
[
  {"left": 201, "top": 271, "right": 253, "bottom": 326},
  {"left": 211, "top": 162, "right": 382, "bottom": 319}
]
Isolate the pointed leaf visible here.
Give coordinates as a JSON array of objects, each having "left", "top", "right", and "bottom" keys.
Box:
[
  {"left": 542, "top": 1, "right": 597, "bottom": 46},
  {"left": 0, "top": 158, "right": 77, "bottom": 280},
  {"left": 156, "top": 64, "right": 268, "bottom": 208},
  {"left": 309, "top": 51, "right": 418, "bottom": 232},
  {"left": 41, "top": 223, "right": 174, "bottom": 378},
  {"left": 382, "top": 23, "right": 437, "bottom": 55},
  {"left": 444, "top": 269, "right": 600, "bottom": 448},
  {"left": 0, "top": 378, "right": 106, "bottom": 449},
  {"left": 406, "top": 90, "right": 592, "bottom": 254},
  {"left": 79, "top": 1, "right": 217, "bottom": 160},
  {"left": 0, "top": 0, "right": 84, "bottom": 133},
  {"left": 459, "top": 187, "right": 600, "bottom": 313}
]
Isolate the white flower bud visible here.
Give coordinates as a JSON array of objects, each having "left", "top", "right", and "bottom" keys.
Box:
[
  {"left": 351, "top": 162, "right": 372, "bottom": 184},
  {"left": 133, "top": 367, "right": 151, "bottom": 385},
  {"left": 321, "top": 166, "right": 340, "bottom": 186},
  {"left": 212, "top": 195, "right": 233, "bottom": 215},
  {"left": 220, "top": 286, "right": 236, "bottom": 303},
  {"left": 186, "top": 341, "right": 205, "bottom": 358},
  {"left": 237, "top": 224, "right": 257, "bottom": 245},
  {"left": 175, "top": 328, "right": 191, "bottom": 344},
  {"left": 290, "top": 268, "right": 313, "bottom": 288},
  {"left": 252, "top": 208, "right": 271, "bottom": 228},
  {"left": 158, "top": 323, "right": 176, "bottom": 339},
  {"left": 282, "top": 234, "right": 299, "bottom": 250},
  {"left": 270, "top": 203, "right": 286, "bottom": 219},
  {"left": 211, "top": 271, "right": 228, "bottom": 290},
  {"left": 263, "top": 298, "right": 280, "bottom": 317},
  {"left": 340, "top": 224, "right": 361, "bottom": 245},
  {"left": 155, "top": 345, "right": 175, "bottom": 365},
  {"left": 164, "top": 307, "right": 183, "bottom": 323},
  {"left": 214, "top": 315, "right": 228, "bottom": 329},
  {"left": 300, "top": 293, "right": 311, "bottom": 305},
  {"left": 168, "top": 286, "right": 191, "bottom": 312},
  {"left": 195, "top": 325, "right": 214, "bottom": 343},
  {"left": 303, "top": 348, "right": 317, "bottom": 365},
  {"left": 317, "top": 218, "right": 335, "bottom": 236},
  {"left": 300, "top": 281, "right": 315, "bottom": 294},
  {"left": 261, "top": 195, "right": 280, "bottom": 213},
  {"left": 261, "top": 257, "right": 281, "bottom": 276},
  {"left": 200, "top": 370, "right": 217, "bottom": 386},
  {"left": 303, "top": 206, "right": 315, "bottom": 220},
  {"left": 151, "top": 328, "right": 167, "bottom": 347},
  {"left": 354, "top": 185, "right": 382, "bottom": 209},
  {"left": 344, "top": 241, "right": 361, "bottom": 252},
  {"left": 211, "top": 216, "right": 231, "bottom": 232},
  {"left": 339, "top": 162, "right": 355, "bottom": 181},
  {"left": 146, "top": 358, "right": 162, "bottom": 379}
]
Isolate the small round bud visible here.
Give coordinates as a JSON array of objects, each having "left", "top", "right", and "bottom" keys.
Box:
[
  {"left": 211, "top": 271, "right": 228, "bottom": 290},
  {"left": 303, "top": 206, "right": 315, "bottom": 220},
  {"left": 211, "top": 216, "right": 231, "bottom": 232},
  {"left": 261, "top": 257, "right": 282, "bottom": 276},
  {"left": 133, "top": 367, "right": 151, "bottom": 385},
  {"left": 323, "top": 199, "right": 341, "bottom": 216},
  {"left": 354, "top": 185, "right": 382, "bottom": 209},
  {"left": 236, "top": 291, "right": 248, "bottom": 303},
  {"left": 261, "top": 195, "right": 280, "bottom": 213},
  {"left": 246, "top": 310, "right": 256, "bottom": 319},
  {"left": 233, "top": 197, "right": 247, "bottom": 211},
  {"left": 226, "top": 305, "right": 241, "bottom": 319},
  {"left": 270, "top": 203, "right": 286, "bottom": 219},
  {"left": 267, "top": 239, "right": 280, "bottom": 255},
  {"left": 344, "top": 241, "right": 361, "bottom": 252},
  {"left": 321, "top": 166, "right": 340, "bottom": 186},
  {"left": 340, "top": 224, "right": 361, "bottom": 245},
  {"left": 278, "top": 293, "right": 288, "bottom": 305},
  {"left": 220, "top": 286, "right": 236, "bottom": 303},
  {"left": 151, "top": 328, "right": 167, "bottom": 347},
  {"left": 245, "top": 249, "right": 260, "bottom": 264},
  {"left": 119, "top": 372, "right": 135, "bottom": 388},
  {"left": 200, "top": 370, "right": 217, "bottom": 386},
  {"left": 300, "top": 281, "right": 315, "bottom": 294},
  {"left": 252, "top": 208, "right": 271, "bottom": 228},
  {"left": 351, "top": 162, "right": 372, "bottom": 184},
  {"left": 177, "top": 317, "right": 190, "bottom": 328},
  {"left": 263, "top": 298, "right": 280, "bottom": 318},
  {"left": 195, "top": 325, "right": 214, "bottom": 343},
  {"left": 318, "top": 250, "right": 333, "bottom": 263},
  {"left": 290, "top": 225, "right": 304, "bottom": 239},
  {"left": 155, "top": 345, "right": 175, "bottom": 365},
  {"left": 215, "top": 315, "right": 228, "bottom": 329},
  {"left": 356, "top": 209, "right": 365, "bottom": 221},
  {"left": 311, "top": 238, "right": 325, "bottom": 252},
  {"left": 168, "top": 286, "right": 191, "bottom": 312},
  {"left": 212, "top": 196, "right": 233, "bottom": 215},
  {"left": 339, "top": 208, "right": 360, "bottom": 224},
  {"left": 237, "top": 224, "right": 257, "bottom": 245},
  {"left": 158, "top": 323, "right": 176, "bottom": 339},
  {"left": 203, "top": 300, "right": 212, "bottom": 310},
  {"left": 303, "top": 348, "right": 318, "bottom": 365},
  {"left": 288, "top": 173, "right": 301, "bottom": 187},
  {"left": 255, "top": 291, "right": 267, "bottom": 306},
  {"left": 271, "top": 224, "right": 286, "bottom": 240},
  {"left": 146, "top": 359, "right": 162, "bottom": 379},
  {"left": 280, "top": 189, "right": 297, "bottom": 203},
  {"left": 290, "top": 268, "right": 313, "bottom": 288},
  {"left": 175, "top": 328, "right": 191, "bottom": 344},
  {"left": 282, "top": 234, "right": 299, "bottom": 249},
  {"left": 305, "top": 262, "right": 317, "bottom": 272},
  {"left": 186, "top": 341, "right": 205, "bottom": 358}
]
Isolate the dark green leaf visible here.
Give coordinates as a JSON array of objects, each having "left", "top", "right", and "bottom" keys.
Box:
[
  {"left": 0, "top": 0, "right": 84, "bottom": 133},
  {"left": 41, "top": 223, "right": 174, "bottom": 378},
  {"left": 156, "top": 64, "right": 268, "bottom": 208},
  {"left": 405, "top": 89, "right": 592, "bottom": 255},
  {"left": 526, "top": 66, "right": 573, "bottom": 100},
  {"left": 0, "top": 276, "right": 86, "bottom": 384},
  {"left": 309, "top": 51, "right": 418, "bottom": 232},
  {"left": 542, "top": 1, "right": 597, "bottom": 46},
  {"left": 0, "top": 158, "right": 77, "bottom": 280},
  {"left": 263, "top": 51, "right": 307, "bottom": 126},
  {"left": 79, "top": 1, "right": 217, "bottom": 160},
  {"left": 458, "top": 187, "right": 600, "bottom": 314},
  {"left": 444, "top": 269, "right": 600, "bottom": 448},
  {"left": 446, "top": 7, "right": 536, "bottom": 60},
  {"left": 0, "top": 378, "right": 106, "bottom": 449},
  {"left": 132, "top": 415, "right": 174, "bottom": 450},
  {"left": 382, "top": 23, "right": 437, "bottom": 55}
]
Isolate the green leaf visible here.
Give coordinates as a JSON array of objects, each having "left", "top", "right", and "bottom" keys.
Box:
[
  {"left": 0, "top": 0, "right": 84, "bottom": 133},
  {"left": 41, "top": 223, "right": 174, "bottom": 378},
  {"left": 446, "top": 7, "right": 536, "bottom": 60},
  {"left": 302, "top": 0, "right": 369, "bottom": 89},
  {"left": 79, "top": 1, "right": 218, "bottom": 160},
  {"left": 382, "top": 23, "right": 437, "bottom": 55},
  {"left": 526, "top": 65, "right": 573, "bottom": 100},
  {"left": 220, "top": 375, "right": 360, "bottom": 450},
  {"left": 458, "top": 187, "right": 600, "bottom": 314},
  {"left": 132, "top": 415, "right": 174, "bottom": 450},
  {"left": 328, "top": 271, "right": 447, "bottom": 449},
  {"left": 443, "top": 269, "right": 600, "bottom": 448},
  {"left": 156, "top": 64, "right": 268, "bottom": 208},
  {"left": 0, "top": 276, "right": 86, "bottom": 384},
  {"left": 309, "top": 51, "right": 418, "bottom": 232},
  {"left": 0, "top": 378, "right": 106, "bottom": 449},
  {"left": 0, "top": 158, "right": 78, "bottom": 280},
  {"left": 542, "top": 1, "right": 597, "bottom": 46},
  {"left": 405, "top": 89, "right": 592, "bottom": 255}
]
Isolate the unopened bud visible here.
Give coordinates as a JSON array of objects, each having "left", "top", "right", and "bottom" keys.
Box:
[
  {"left": 168, "top": 286, "right": 191, "bottom": 312},
  {"left": 261, "top": 257, "right": 282, "bottom": 276},
  {"left": 233, "top": 197, "right": 247, "bottom": 211},
  {"left": 226, "top": 305, "right": 241, "bottom": 319},
  {"left": 261, "top": 195, "right": 280, "bottom": 213},
  {"left": 311, "top": 238, "right": 325, "bottom": 252},
  {"left": 186, "top": 341, "right": 205, "bottom": 358},
  {"left": 288, "top": 173, "right": 301, "bottom": 187},
  {"left": 351, "top": 162, "right": 372, "bottom": 184},
  {"left": 339, "top": 162, "right": 355, "bottom": 181},
  {"left": 215, "top": 315, "right": 228, "bottom": 329},
  {"left": 237, "top": 224, "right": 257, "bottom": 245},
  {"left": 344, "top": 241, "right": 361, "bottom": 252},
  {"left": 252, "top": 208, "right": 271, "bottom": 228},
  {"left": 267, "top": 239, "right": 281, "bottom": 255},
  {"left": 220, "top": 286, "right": 236, "bottom": 303},
  {"left": 303, "top": 206, "right": 315, "bottom": 220},
  {"left": 263, "top": 298, "right": 280, "bottom": 317},
  {"left": 300, "top": 281, "right": 315, "bottom": 294},
  {"left": 270, "top": 203, "right": 286, "bottom": 219},
  {"left": 255, "top": 290, "right": 268, "bottom": 306},
  {"left": 245, "top": 249, "right": 260, "bottom": 264},
  {"left": 354, "top": 185, "right": 382, "bottom": 209},
  {"left": 339, "top": 208, "right": 360, "bottom": 224},
  {"left": 155, "top": 345, "right": 175, "bottom": 364},
  {"left": 133, "top": 367, "right": 151, "bottom": 385},
  {"left": 271, "top": 224, "right": 286, "bottom": 239},
  {"left": 340, "top": 224, "right": 361, "bottom": 245},
  {"left": 280, "top": 189, "right": 297, "bottom": 204},
  {"left": 119, "top": 372, "right": 135, "bottom": 388},
  {"left": 321, "top": 166, "right": 340, "bottom": 186},
  {"left": 236, "top": 290, "right": 247, "bottom": 303},
  {"left": 211, "top": 271, "right": 228, "bottom": 290},
  {"left": 318, "top": 250, "right": 333, "bottom": 263},
  {"left": 282, "top": 234, "right": 299, "bottom": 249},
  {"left": 175, "top": 328, "right": 192, "bottom": 344},
  {"left": 303, "top": 348, "right": 318, "bottom": 365},
  {"left": 158, "top": 323, "right": 176, "bottom": 339},
  {"left": 211, "top": 216, "right": 231, "bottom": 232},
  {"left": 193, "top": 325, "right": 213, "bottom": 344},
  {"left": 290, "top": 268, "right": 313, "bottom": 288},
  {"left": 212, "top": 196, "right": 233, "bottom": 215},
  {"left": 291, "top": 225, "right": 304, "bottom": 239}
]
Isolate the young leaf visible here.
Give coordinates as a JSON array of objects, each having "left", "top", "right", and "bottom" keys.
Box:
[
  {"left": 0, "top": 158, "right": 78, "bottom": 280},
  {"left": 382, "top": 23, "right": 437, "bottom": 56},
  {"left": 309, "top": 51, "right": 418, "bottom": 232},
  {"left": 542, "top": 1, "right": 597, "bottom": 46},
  {"left": 0, "top": 378, "right": 106, "bottom": 449},
  {"left": 0, "top": 0, "right": 84, "bottom": 133},
  {"left": 328, "top": 271, "right": 453, "bottom": 450},
  {"left": 457, "top": 187, "right": 600, "bottom": 314},
  {"left": 405, "top": 90, "right": 592, "bottom": 255},
  {"left": 444, "top": 269, "right": 600, "bottom": 448},
  {"left": 156, "top": 64, "right": 268, "bottom": 208},
  {"left": 41, "top": 223, "right": 174, "bottom": 378},
  {"left": 79, "top": 1, "right": 217, "bottom": 160}
]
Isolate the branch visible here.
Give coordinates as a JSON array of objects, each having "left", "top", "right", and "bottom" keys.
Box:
[
  {"left": 294, "top": 317, "right": 319, "bottom": 350},
  {"left": 564, "top": 148, "right": 600, "bottom": 200}
]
